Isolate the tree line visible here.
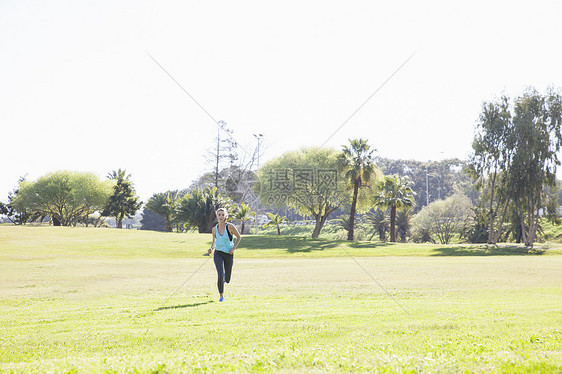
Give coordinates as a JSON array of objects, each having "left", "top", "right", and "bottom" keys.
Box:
[
  {"left": 1, "top": 169, "right": 141, "bottom": 228},
  {"left": 2, "top": 87, "right": 562, "bottom": 247}
]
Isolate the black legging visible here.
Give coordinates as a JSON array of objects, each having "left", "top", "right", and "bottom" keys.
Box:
[{"left": 213, "top": 250, "right": 233, "bottom": 294}]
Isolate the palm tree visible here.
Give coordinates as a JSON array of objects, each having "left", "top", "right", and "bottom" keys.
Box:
[
  {"left": 395, "top": 208, "right": 412, "bottom": 242},
  {"left": 373, "top": 175, "right": 415, "bottom": 242},
  {"left": 175, "top": 187, "right": 229, "bottom": 233},
  {"left": 234, "top": 202, "right": 254, "bottom": 234},
  {"left": 338, "top": 138, "right": 377, "bottom": 240},
  {"left": 262, "top": 212, "right": 288, "bottom": 235},
  {"left": 336, "top": 214, "right": 351, "bottom": 232},
  {"left": 366, "top": 208, "right": 388, "bottom": 241},
  {"left": 145, "top": 191, "right": 179, "bottom": 232},
  {"left": 107, "top": 168, "right": 131, "bottom": 181}
]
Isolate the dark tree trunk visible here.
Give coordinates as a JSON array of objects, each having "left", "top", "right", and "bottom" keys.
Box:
[
  {"left": 389, "top": 205, "right": 396, "bottom": 242},
  {"left": 312, "top": 214, "right": 328, "bottom": 238},
  {"left": 348, "top": 179, "right": 360, "bottom": 241},
  {"left": 52, "top": 216, "right": 61, "bottom": 226}
]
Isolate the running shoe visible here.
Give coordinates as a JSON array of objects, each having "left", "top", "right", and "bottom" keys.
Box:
[{"left": 219, "top": 296, "right": 225, "bottom": 302}]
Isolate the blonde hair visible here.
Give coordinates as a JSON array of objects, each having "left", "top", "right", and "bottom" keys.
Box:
[{"left": 216, "top": 208, "right": 228, "bottom": 217}]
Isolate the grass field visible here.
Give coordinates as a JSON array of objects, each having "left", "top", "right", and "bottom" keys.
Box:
[{"left": 1, "top": 226, "right": 561, "bottom": 373}]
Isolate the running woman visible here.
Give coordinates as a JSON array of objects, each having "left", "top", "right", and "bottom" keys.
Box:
[{"left": 207, "top": 208, "right": 241, "bottom": 302}]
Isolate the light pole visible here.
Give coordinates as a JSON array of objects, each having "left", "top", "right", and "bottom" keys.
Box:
[
  {"left": 425, "top": 167, "right": 441, "bottom": 205},
  {"left": 253, "top": 134, "right": 263, "bottom": 234},
  {"left": 426, "top": 167, "right": 429, "bottom": 206},
  {"left": 253, "top": 133, "right": 263, "bottom": 168}
]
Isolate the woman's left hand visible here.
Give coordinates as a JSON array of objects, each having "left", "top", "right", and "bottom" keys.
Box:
[{"left": 229, "top": 247, "right": 236, "bottom": 255}]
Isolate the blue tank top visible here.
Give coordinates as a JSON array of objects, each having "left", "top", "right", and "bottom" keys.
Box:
[{"left": 215, "top": 223, "right": 234, "bottom": 253}]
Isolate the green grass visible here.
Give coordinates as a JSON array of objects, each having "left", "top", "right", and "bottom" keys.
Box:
[
  {"left": 1, "top": 226, "right": 562, "bottom": 373},
  {"left": 2, "top": 225, "right": 561, "bottom": 259}
]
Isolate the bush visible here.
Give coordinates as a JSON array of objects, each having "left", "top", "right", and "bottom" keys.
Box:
[{"left": 411, "top": 194, "right": 473, "bottom": 244}]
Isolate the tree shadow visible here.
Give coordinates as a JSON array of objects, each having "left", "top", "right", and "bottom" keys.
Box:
[
  {"left": 154, "top": 301, "right": 213, "bottom": 312},
  {"left": 430, "top": 244, "right": 546, "bottom": 256},
  {"left": 348, "top": 241, "right": 394, "bottom": 249},
  {"left": 238, "top": 235, "right": 550, "bottom": 256},
  {"left": 239, "top": 235, "right": 341, "bottom": 253}
]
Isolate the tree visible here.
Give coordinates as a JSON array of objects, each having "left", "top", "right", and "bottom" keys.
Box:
[
  {"left": 234, "top": 202, "right": 254, "bottom": 234},
  {"left": 257, "top": 147, "right": 350, "bottom": 238},
  {"left": 468, "top": 95, "right": 512, "bottom": 243},
  {"left": 464, "top": 204, "right": 489, "bottom": 243},
  {"left": 139, "top": 208, "right": 167, "bottom": 231},
  {"left": 175, "top": 187, "right": 233, "bottom": 233},
  {"left": 12, "top": 171, "right": 112, "bottom": 226},
  {"left": 366, "top": 209, "right": 388, "bottom": 241},
  {"left": 338, "top": 138, "right": 378, "bottom": 240},
  {"left": 145, "top": 191, "right": 179, "bottom": 232},
  {"left": 204, "top": 121, "right": 239, "bottom": 193},
  {"left": 468, "top": 87, "right": 562, "bottom": 246},
  {"left": 395, "top": 209, "right": 412, "bottom": 242},
  {"left": 373, "top": 175, "right": 415, "bottom": 242},
  {"left": 506, "top": 88, "right": 562, "bottom": 246},
  {"left": 102, "top": 169, "right": 142, "bottom": 229},
  {"left": 411, "top": 194, "right": 473, "bottom": 244},
  {"left": 1, "top": 177, "right": 34, "bottom": 225},
  {"left": 375, "top": 157, "right": 473, "bottom": 212},
  {"left": 262, "top": 212, "right": 288, "bottom": 235}
]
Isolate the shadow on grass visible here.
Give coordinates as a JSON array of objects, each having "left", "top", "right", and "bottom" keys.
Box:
[
  {"left": 348, "top": 241, "right": 394, "bottom": 249},
  {"left": 154, "top": 301, "right": 213, "bottom": 312},
  {"left": 431, "top": 245, "right": 545, "bottom": 256},
  {"left": 239, "top": 235, "right": 344, "bottom": 253},
  {"left": 239, "top": 235, "right": 549, "bottom": 256}
]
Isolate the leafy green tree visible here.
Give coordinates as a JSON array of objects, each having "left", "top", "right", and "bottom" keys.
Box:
[
  {"left": 102, "top": 169, "right": 142, "bottom": 229},
  {"left": 234, "top": 202, "right": 254, "bottom": 234},
  {"left": 411, "top": 194, "right": 473, "bottom": 244},
  {"left": 468, "top": 95, "right": 512, "bottom": 243},
  {"left": 506, "top": 88, "right": 562, "bottom": 246},
  {"left": 12, "top": 171, "right": 112, "bottom": 226},
  {"left": 257, "top": 147, "right": 350, "bottom": 238},
  {"left": 373, "top": 175, "right": 415, "bottom": 242},
  {"left": 469, "top": 88, "right": 562, "bottom": 246},
  {"left": 1, "top": 177, "right": 34, "bottom": 225},
  {"left": 338, "top": 139, "right": 379, "bottom": 241},
  {"left": 145, "top": 191, "right": 180, "bottom": 232},
  {"left": 262, "top": 212, "right": 288, "bottom": 235}
]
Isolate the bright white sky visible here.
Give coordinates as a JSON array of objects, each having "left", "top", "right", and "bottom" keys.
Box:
[{"left": 1, "top": 0, "right": 562, "bottom": 201}]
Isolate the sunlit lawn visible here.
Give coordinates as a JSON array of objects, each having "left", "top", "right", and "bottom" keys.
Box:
[{"left": 1, "top": 226, "right": 561, "bottom": 373}]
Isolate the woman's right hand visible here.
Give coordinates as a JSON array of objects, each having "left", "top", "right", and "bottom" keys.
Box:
[{"left": 207, "top": 248, "right": 213, "bottom": 255}]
